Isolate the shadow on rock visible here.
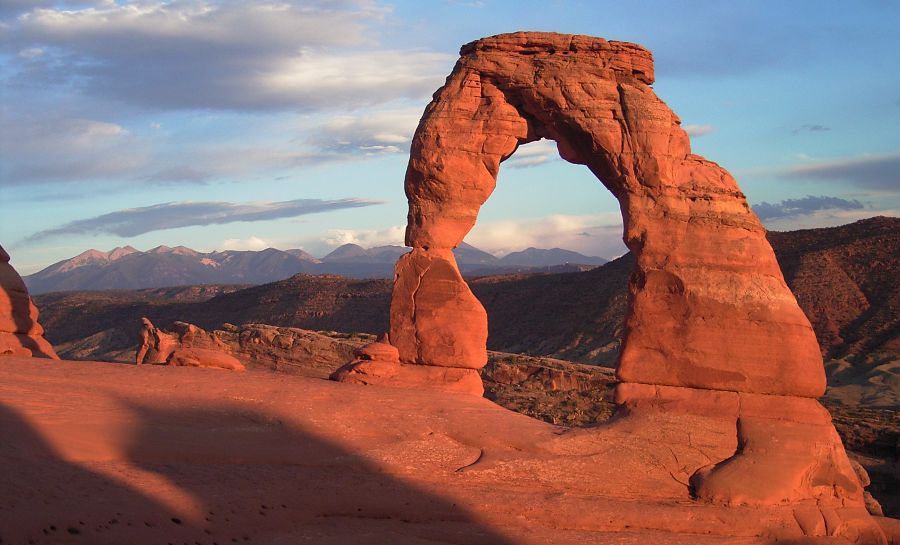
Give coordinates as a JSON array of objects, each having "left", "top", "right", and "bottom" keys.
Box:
[
  {"left": 0, "top": 403, "right": 176, "bottom": 543},
  {"left": 0, "top": 400, "right": 517, "bottom": 545}
]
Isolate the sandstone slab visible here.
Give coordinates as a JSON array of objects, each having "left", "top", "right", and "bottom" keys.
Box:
[{"left": 1, "top": 357, "right": 893, "bottom": 544}]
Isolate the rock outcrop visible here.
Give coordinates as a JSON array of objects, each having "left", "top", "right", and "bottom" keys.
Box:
[
  {"left": 135, "top": 318, "right": 245, "bottom": 371},
  {"left": 0, "top": 245, "right": 58, "bottom": 359},
  {"left": 332, "top": 32, "right": 885, "bottom": 542},
  {"left": 132, "top": 320, "right": 375, "bottom": 376}
]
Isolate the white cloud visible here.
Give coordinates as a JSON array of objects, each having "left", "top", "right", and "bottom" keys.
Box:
[
  {"left": 16, "top": 2, "right": 379, "bottom": 50},
  {"left": 752, "top": 195, "right": 864, "bottom": 221},
  {"left": 17, "top": 47, "right": 44, "bottom": 58},
  {"left": 322, "top": 225, "right": 406, "bottom": 248},
  {"left": 763, "top": 206, "right": 900, "bottom": 231},
  {"left": 0, "top": 106, "right": 422, "bottom": 187},
  {"left": 25, "top": 198, "right": 384, "bottom": 242},
  {"left": 465, "top": 213, "right": 626, "bottom": 258},
  {"left": 683, "top": 124, "right": 717, "bottom": 137},
  {"left": 739, "top": 150, "right": 900, "bottom": 192},
  {"left": 504, "top": 139, "right": 559, "bottom": 169},
  {"left": 221, "top": 236, "right": 270, "bottom": 251},
  {"left": 291, "top": 224, "right": 406, "bottom": 257},
  {"left": 76, "top": 119, "right": 128, "bottom": 140},
  {"left": 297, "top": 214, "right": 630, "bottom": 258},
  {"left": 0, "top": 1, "right": 455, "bottom": 189},
  {"left": 0, "top": 115, "right": 145, "bottom": 184},
  {"left": 256, "top": 50, "right": 453, "bottom": 110},
  {"left": 776, "top": 151, "right": 900, "bottom": 191},
  {"left": 313, "top": 107, "right": 423, "bottom": 155}
]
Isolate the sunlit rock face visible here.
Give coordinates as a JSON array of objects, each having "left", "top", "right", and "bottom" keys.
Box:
[
  {"left": 331, "top": 34, "right": 886, "bottom": 539},
  {"left": 0, "top": 245, "right": 58, "bottom": 359}
]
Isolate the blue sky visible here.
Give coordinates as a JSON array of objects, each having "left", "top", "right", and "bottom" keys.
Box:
[{"left": 1, "top": 0, "right": 898, "bottom": 274}]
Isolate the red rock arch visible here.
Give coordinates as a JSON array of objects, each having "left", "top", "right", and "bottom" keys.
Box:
[
  {"left": 332, "top": 35, "right": 886, "bottom": 534},
  {"left": 380, "top": 32, "right": 824, "bottom": 398}
]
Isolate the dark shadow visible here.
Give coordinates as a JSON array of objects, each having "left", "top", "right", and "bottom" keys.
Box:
[
  {"left": 0, "top": 401, "right": 517, "bottom": 545},
  {"left": 0, "top": 403, "right": 175, "bottom": 544}
]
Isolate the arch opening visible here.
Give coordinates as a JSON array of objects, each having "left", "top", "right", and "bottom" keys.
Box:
[
  {"left": 464, "top": 137, "right": 627, "bottom": 367},
  {"left": 466, "top": 136, "right": 626, "bottom": 265}
]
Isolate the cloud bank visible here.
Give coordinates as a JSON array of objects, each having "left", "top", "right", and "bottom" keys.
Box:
[
  {"left": 312, "top": 108, "right": 422, "bottom": 155},
  {"left": 4, "top": 1, "right": 452, "bottom": 111},
  {"left": 465, "top": 213, "right": 626, "bottom": 258},
  {"left": 25, "top": 198, "right": 383, "bottom": 242},
  {"left": 503, "top": 140, "right": 561, "bottom": 169},
  {"left": 752, "top": 195, "right": 864, "bottom": 221},
  {"left": 776, "top": 152, "right": 900, "bottom": 191}
]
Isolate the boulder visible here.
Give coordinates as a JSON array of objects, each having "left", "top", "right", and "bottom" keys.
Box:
[{"left": 166, "top": 347, "right": 246, "bottom": 371}]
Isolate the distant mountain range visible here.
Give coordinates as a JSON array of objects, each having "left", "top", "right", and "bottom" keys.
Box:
[
  {"left": 34, "top": 217, "right": 899, "bottom": 371},
  {"left": 23, "top": 242, "right": 608, "bottom": 294}
]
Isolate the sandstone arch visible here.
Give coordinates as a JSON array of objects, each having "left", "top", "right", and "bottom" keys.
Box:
[
  {"left": 337, "top": 32, "right": 824, "bottom": 398},
  {"left": 331, "top": 33, "right": 884, "bottom": 538}
]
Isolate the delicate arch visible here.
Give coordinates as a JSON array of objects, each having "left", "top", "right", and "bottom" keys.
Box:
[
  {"left": 329, "top": 35, "right": 882, "bottom": 527},
  {"left": 392, "top": 32, "right": 823, "bottom": 397}
]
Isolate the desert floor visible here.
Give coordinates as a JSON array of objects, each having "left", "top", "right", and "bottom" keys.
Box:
[{"left": 1, "top": 357, "right": 897, "bottom": 545}]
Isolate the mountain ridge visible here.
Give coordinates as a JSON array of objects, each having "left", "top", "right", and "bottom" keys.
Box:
[{"left": 24, "top": 242, "right": 607, "bottom": 294}]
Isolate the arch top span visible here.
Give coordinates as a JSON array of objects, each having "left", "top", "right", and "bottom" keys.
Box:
[{"left": 458, "top": 32, "right": 656, "bottom": 85}]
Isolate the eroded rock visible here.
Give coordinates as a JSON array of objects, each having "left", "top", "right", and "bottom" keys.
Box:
[
  {"left": 389, "top": 249, "right": 487, "bottom": 369},
  {"left": 0, "top": 245, "right": 58, "bottom": 359},
  {"left": 166, "top": 347, "right": 245, "bottom": 371},
  {"left": 135, "top": 319, "right": 244, "bottom": 371}
]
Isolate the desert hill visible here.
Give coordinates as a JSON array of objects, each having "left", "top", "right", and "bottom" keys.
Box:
[
  {"left": 24, "top": 242, "right": 607, "bottom": 294},
  {"left": 768, "top": 216, "right": 899, "bottom": 361}
]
